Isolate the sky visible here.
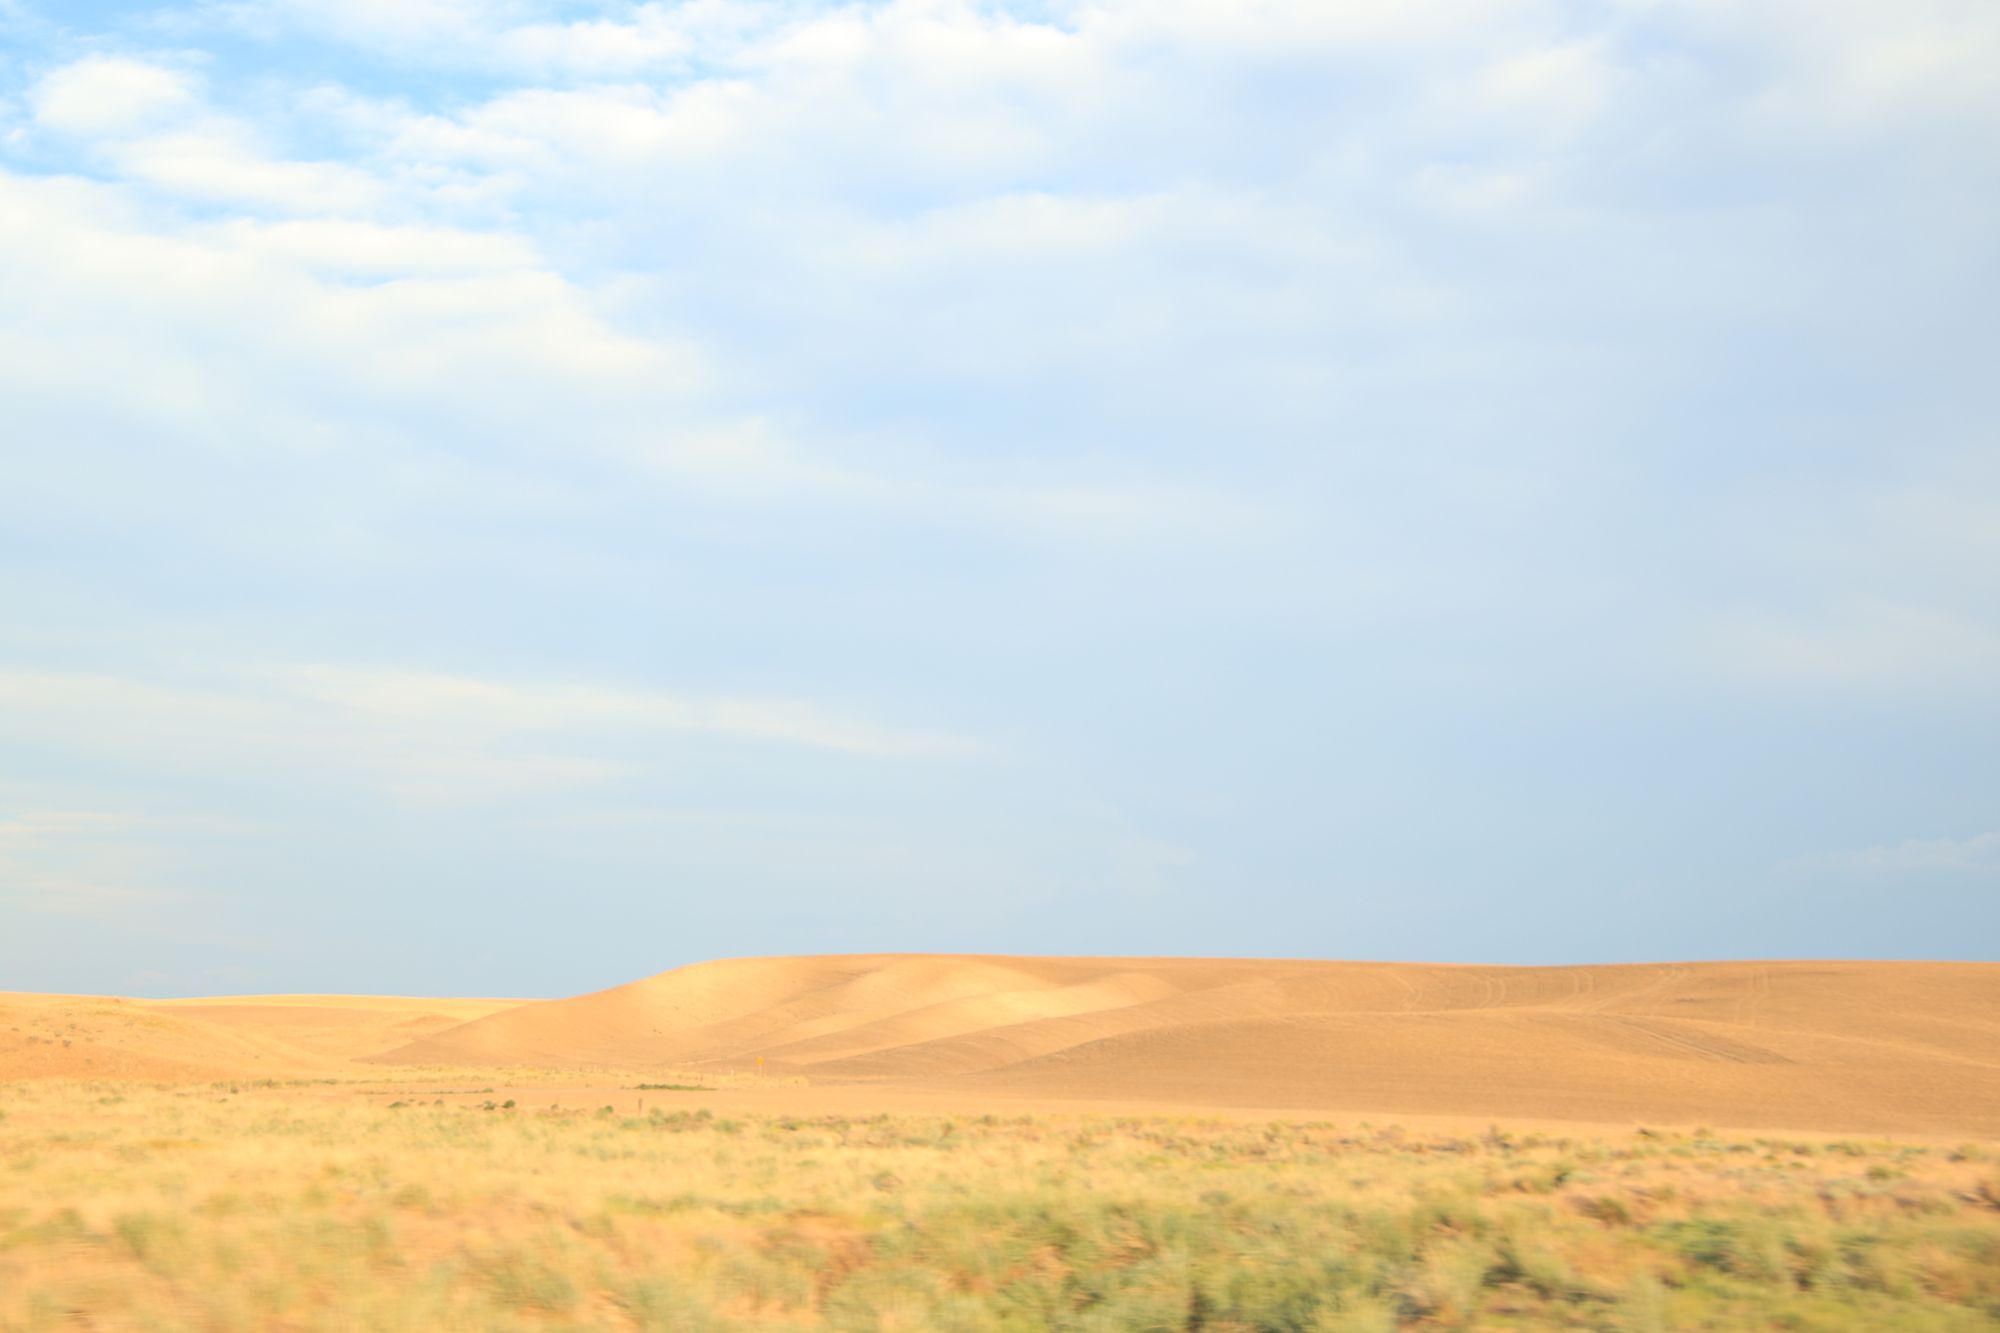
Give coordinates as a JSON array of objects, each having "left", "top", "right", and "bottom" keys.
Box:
[{"left": 2, "top": 0, "right": 1997, "bottom": 998}]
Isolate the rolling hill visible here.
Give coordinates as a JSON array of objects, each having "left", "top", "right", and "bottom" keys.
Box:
[{"left": 374, "top": 955, "right": 2000, "bottom": 1135}]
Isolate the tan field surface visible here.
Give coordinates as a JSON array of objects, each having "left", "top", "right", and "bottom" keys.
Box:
[{"left": 9, "top": 956, "right": 1999, "bottom": 1135}]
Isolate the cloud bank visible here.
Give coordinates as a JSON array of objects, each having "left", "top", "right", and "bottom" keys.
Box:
[{"left": 2, "top": 0, "right": 1997, "bottom": 990}]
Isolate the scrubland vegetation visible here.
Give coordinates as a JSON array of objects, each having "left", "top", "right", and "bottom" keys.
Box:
[{"left": 2, "top": 1080, "right": 1997, "bottom": 1331}]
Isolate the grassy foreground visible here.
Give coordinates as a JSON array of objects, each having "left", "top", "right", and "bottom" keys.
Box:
[{"left": 2, "top": 1081, "right": 1997, "bottom": 1331}]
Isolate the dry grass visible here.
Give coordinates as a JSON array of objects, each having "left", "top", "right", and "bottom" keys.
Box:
[{"left": 2, "top": 1079, "right": 1997, "bottom": 1330}]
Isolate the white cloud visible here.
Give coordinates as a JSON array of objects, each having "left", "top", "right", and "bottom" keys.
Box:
[
  {"left": 0, "top": 663, "right": 977, "bottom": 811},
  {"left": 208, "top": 217, "right": 541, "bottom": 276},
  {"left": 1080, "top": 0, "right": 1514, "bottom": 59},
  {"left": 393, "top": 83, "right": 741, "bottom": 171},
  {"left": 0, "top": 159, "right": 1244, "bottom": 543},
  {"left": 980, "top": 480, "right": 1262, "bottom": 543},
  {"left": 375, "top": 5, "right": 1106, "bottom": 184},
  {"left": 834, "top": 191, "right": 1161, "bottom": 268},
  {"left": 30, "top": 58, "right": 389, "bottom": 215},
  {"left": 1794, "top": 831, "right": 2000, "bottom": 877},
  {"left": 8, "top": 6, "right": 1997, "bottom": 570},
  {"left": 631, "top": 417, "right": 898, "bottom": 499},
  {"left": 222, "top": 0, "right": 704, "bottom": 76},
  {"left": 221, "top": 0, "right": 501, "bottom": 48},
  {"left": 31, "top": 57, "right": 197, "bottom": 135},
  {"left": 0, "top": 166, "right": 695, "bottom": 450},
  {"left": 1701, "top": 600, "right": 2000, "bottom": 693},
  {"left": 1660, "top": 0, "right": 2000, "bottom": 138},
  {"left": 0, "top": 810, "right": 257, "bottom": 845},
  {"left": 109, "top": 127, "right": 388, "bottom": 213},
  {"left": 1475, "top": 36, "right": 1618, "bottom": 140},
  {"left": 621, "top": 412, "right": 1261, "bottom": 541},
  {"left": 494, "top": 10, "right": 694, "bottom": 74},
  {"left": 0, "top": 809, "right": 230, "bottom": 918},
  {"left": 280, "top": 664, "right": 979, "bottom": 758}
]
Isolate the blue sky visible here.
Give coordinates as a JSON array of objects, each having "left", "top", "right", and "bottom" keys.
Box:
[{"left": 2, "top": 0, "right": 1997, "bottom": 997}]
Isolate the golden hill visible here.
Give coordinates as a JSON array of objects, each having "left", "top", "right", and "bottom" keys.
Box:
[
  {"left": 8, "top": 957, "right": 1998, "bottom": 1135},
  {"left": 376, "top": 955, "right": 2000, "bottom": 1136},
  {"left": 0, "top": 991, "right": 520, "bottom": 1080}
]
